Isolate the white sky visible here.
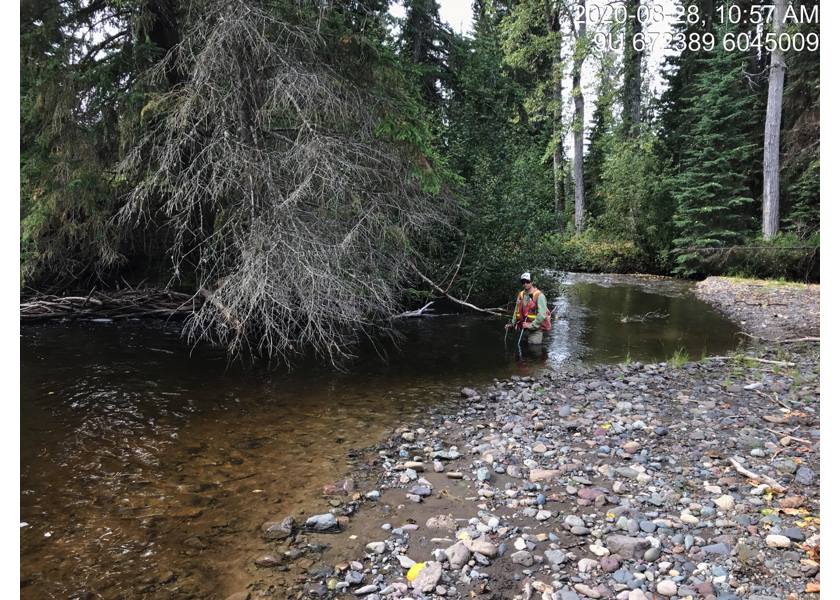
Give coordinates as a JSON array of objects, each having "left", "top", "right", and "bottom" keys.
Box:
[
  {"left": 437, "top": 0, "right": 475, "bottom": 34},
  {"left": 389, "top": 0, "right": 475, "bottom": 35}
]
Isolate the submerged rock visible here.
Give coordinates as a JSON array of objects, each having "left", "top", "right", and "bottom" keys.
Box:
[
  {"left": 262, "top": 517, "right": 295, "bottom": 540},
  {"left": 305, "top": 514, "right": 338, "bottom": 531}
]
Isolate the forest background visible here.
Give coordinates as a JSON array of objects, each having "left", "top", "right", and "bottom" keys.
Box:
[{"left": 18, "top": 0, "right": 822, "bottom": 363}]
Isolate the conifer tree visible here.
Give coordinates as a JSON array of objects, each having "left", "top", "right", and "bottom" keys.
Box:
[
  {"left": 583, "top": 47, "right": 619, "bottom": 220},
  {"left": 671, "top": 32, "right": 760, "bottom": 275},
  {"left": 397, "top": 0, "right": 452, "bottom": 110}
]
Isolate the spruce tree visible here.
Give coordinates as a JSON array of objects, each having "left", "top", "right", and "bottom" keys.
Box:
[
  {"left": 396, "top": 0, "right": 453, "bottom": 110},
  {"left": 671, "top": 31, "right": 760, "bottom": 276}
]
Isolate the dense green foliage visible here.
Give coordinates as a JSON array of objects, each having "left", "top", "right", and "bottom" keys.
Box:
[
  {"left": 20, "top": 0, "right": 821, "bottom": 356},
  {"left": 670, "top": 31, "right": 761, "bottom": 276},
  {"left": 779, "top": 7, "right": 820, "bottom": 237},
  {"left": 20, "top": 0, "right": 160, "bottom": 286},
  {"left": 441, "top": 5, "right": 556, "bottom": 304}
]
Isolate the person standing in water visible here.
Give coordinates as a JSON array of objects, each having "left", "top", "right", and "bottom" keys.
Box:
[{"left": 505, "top": 272, "right": 551, "bottom": 344}]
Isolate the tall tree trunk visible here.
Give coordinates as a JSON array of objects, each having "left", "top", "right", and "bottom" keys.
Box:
[
  {"left": 622, "top": 0, "right": 642, "bottom": 139},
  {"left": 552, "top": 45, "right": 565, "bottom": 225},
  {"left": 409, "top": 1, "right": 424, "bottom": 64},
  {"left": 572, "top": 0, "right": 586, "bottom": 233},
  {"left": 763, "top": 0, "right": 787, "bottom": 240}
]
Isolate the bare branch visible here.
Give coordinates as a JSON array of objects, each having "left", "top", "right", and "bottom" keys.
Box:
[
  {"left": 410, "top": 264, "right": 498, "bottom": 316},
  {"left": 707, "top": 356, "right": 795, "bottom": 366},
  {"left": 389, "top": 302, "right": 435, "bottom": 320}
]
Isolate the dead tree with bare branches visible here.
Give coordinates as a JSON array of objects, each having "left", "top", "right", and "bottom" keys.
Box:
[{"left": 119, "top": 0, "right": 455, "bottom": 363}]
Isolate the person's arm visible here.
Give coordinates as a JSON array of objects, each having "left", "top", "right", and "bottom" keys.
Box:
[
  {"left": 511, "top": 293, "right": 520, "bottom": 326},
  {"left": 529, "top": 293, "right": 548, "bottom": 329}
]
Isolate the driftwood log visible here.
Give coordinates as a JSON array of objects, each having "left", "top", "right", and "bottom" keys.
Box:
[
  {"left": 728, "top": 457, "right": 788, "bottom": 493},
  {"left": 20, "top": 288, "right": 199, "bottom": 321},
  {"left": 389, "top": 301, "right": 435, "bottom": 320},
  {"left": 736, "top": 331, "right": 820, "bottom": 344},
  {"left": 707, "top": 356, "right": 796, "bottom": 366}
]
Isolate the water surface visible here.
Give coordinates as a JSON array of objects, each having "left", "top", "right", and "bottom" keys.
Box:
[{"left": 20, "top": 273, "right": 741, "bottom": 598}]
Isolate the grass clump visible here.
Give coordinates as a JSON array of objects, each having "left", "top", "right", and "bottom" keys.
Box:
[{"left": 668, "top": 346, "right": 690, "bottom": 368}]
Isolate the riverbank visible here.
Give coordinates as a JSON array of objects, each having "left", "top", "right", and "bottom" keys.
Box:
[
  {"left": 233, "top": 277, "right": 820, "bottom": 600},
  {"left": 695, "top": 277, "right": 820, "bottom": 344}
]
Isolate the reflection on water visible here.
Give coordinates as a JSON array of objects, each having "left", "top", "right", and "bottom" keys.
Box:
[
  {"left": 546, "top": 273, "right": 742, "bottom": 366},
  {"left": 20, "top": 274, "right": 741, "bottom": 598}
]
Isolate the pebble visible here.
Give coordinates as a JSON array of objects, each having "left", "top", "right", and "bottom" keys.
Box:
[
  {"left": 702, "top": 543, "right": 731, "bottom": 555},
  {"left": 606, "top": 535, "right": 651, "bottom": 560},
  {"left": 261, "top": 517, "right": 295, "bottom": 540},
  {"left": 396, "top": 555, "right": 415, "bottom": 568},
  {"left": 510, "top": 551, "right": 534, "bottom": 566},
  {"left": 573, "top": 583, "right": 600, "bottom": 598},
  {"left": 411, "top": 562, "right": 442, "bottom": 593},
  {"left": 640, "top": 521, "right": 656, "bottom": 533},
  {"left": 795, "top": 467, "right": 816, "bottom": 485},
  {"left": 656, "top": 580, "right": 678, "bottom": 596},
  {"left": 464, "top": 538, "right": 498, "bottom": 558},
  {"left": 545, "top": 550, "right": 567, "bottom": 565},
  {"left": 766, "top": 535, "right": 792, "bottom": 548},
  {"left": 644, "top": 547, "right": 661, "bottom": 562},
  {"left": 714, "top": 495, "right": 735, "bottom": 511},
  {"left": 781, "top": 527, "right": 805, "bottom": 542},
  {"left": 253, "top": 555, "right": 282, "bottom": 568},
  {"left": 354, "top": 585, "right": 377, "bottom": 595},
  {"left": 578, "top": 558, "right": 599, "bottom": 573},
  {"left": 365, "top": 542, "right": 386, "bottom": 554}
]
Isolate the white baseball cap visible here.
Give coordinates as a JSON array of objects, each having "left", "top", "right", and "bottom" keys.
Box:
[{"left": 520, "top": 272, "right": 532, "bottom": 281}]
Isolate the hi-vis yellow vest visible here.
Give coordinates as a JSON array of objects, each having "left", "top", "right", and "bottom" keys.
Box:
[{"left": 514, "top": 289, "right": 551, "bottom": 331}]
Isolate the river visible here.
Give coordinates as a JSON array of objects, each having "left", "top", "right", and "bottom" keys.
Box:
[{"left": 20, "top": 274, "right": 742, "bottom": 598}]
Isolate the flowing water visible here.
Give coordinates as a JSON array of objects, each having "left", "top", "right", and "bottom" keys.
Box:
[{"left": 20, "top": 274, "right": 742, "bottom": 598}]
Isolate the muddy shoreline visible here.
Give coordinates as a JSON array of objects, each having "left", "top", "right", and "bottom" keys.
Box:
[{"left": 214, "top": 277, "right": 819, "bottom": 600}]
